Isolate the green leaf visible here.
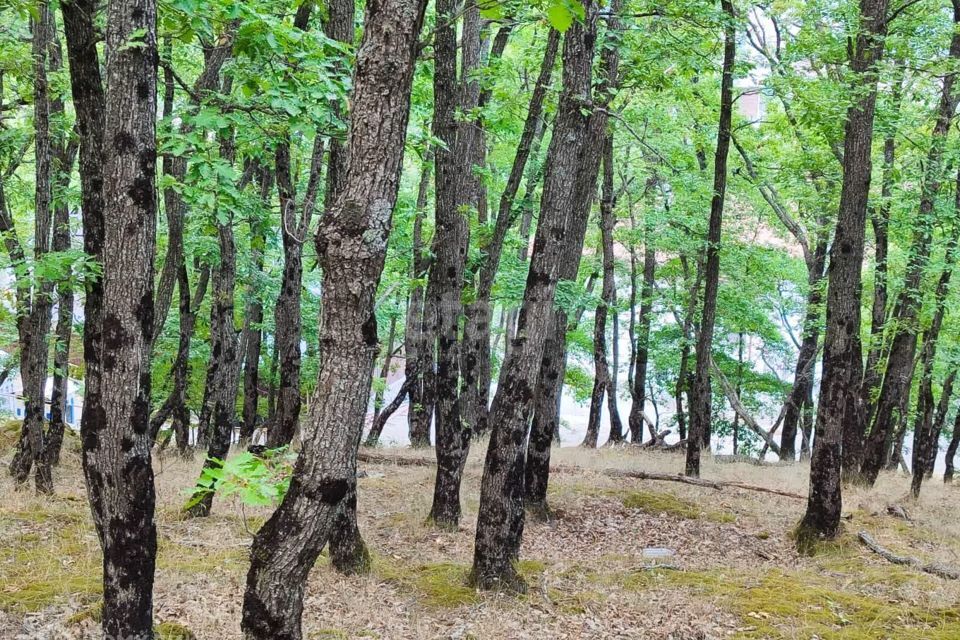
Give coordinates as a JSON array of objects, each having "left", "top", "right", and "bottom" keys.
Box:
[{"left": 546, "top": 3, "right": 574, "bottom": 32}]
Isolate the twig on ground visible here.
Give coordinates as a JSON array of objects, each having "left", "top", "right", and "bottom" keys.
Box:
[{"left": 857, "top": 531, "right": 960, "bottom": 580}]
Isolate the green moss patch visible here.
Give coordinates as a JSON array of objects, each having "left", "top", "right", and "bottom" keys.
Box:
[
  {"left": 621, "top": 490, "right": 736, "bottom": 523},
  {"left": 620, "top": 566, "right": 960, "bottom": 639},
  {"left": 375, "top": 559, "right": 480, "bottom": 608}
]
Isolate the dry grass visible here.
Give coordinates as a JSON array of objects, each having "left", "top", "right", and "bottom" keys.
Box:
[{"left": 1, "top": 441, "right": 959, "bottom": 639}]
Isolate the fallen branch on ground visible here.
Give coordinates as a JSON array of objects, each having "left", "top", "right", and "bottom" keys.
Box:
[
  {"left": 357, "top": 451, "right": 807, "bottom": 500},
  {"left": 857, "top": 531, "right": 960, "bottom": 580}
]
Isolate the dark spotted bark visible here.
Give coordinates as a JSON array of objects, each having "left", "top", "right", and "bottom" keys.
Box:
[
  {"left": 405, "top": 153, "right": 433, "bottom": 448},
  {"left": 426, "top": 0, "right": 479, "bottom": 528},
  {"left": 75, "top": 0, "right": 159, "bottom": 634},
  {"left": 524, "top": 4, "right": 619, "bottom": 518},
  {"left": 6, "top": 3, "right": 59, "bottom": 493},
  {"left": 585, "top": 134, "right": 624, "bottom": 447},
  {"left": 186, "top": 127, "right": 246, "bottom": 518},
  {"left": 472, "top": 3, "right": 602, "bottom": 590},
  {"left": 240, "top": 170, "right": 272, "bottom": 443},
  {"left": 797, "top": 0, "right": 888, "bottom": 549},
  {"left": 685, "top": 0, "right": 735, "bottom": 477},
  {"left": 860, "top": 12, "right": 960, "bottom": 486},
  {"left": 462, "top": 27, "right": 558, "bottom": 441},
  {"left": 268, "top": 4, "right": 329, "bottom": 448},
  {"left": 241, "top": 2, "right": 425, "bottom": 636},
  {"left": 628, "top": 180, "right": 657, "bottom": 443}
]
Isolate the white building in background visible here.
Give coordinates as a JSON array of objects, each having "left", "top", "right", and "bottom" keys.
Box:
[{"left": 0, "top": 353, "right": 83, "bottom": 427}]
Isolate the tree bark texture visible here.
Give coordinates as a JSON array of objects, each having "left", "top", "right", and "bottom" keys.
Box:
[
  {"left": 78, "top": 0, "right": 159, "bottom": 634},
  {"left": 426, "top": 0, "right": 481, "bottom": 528},
  {"left": 241, "top": 2, "right": 425, "bottom": 636},
  {"left": 685, "top": 0, "right": 735, "bottom": 477},
  {"left": 797, "top": 0, "right": 888, "bottom": 548},
  {"left": 471, "top": 3, "right": 602, "bottom": 590}
]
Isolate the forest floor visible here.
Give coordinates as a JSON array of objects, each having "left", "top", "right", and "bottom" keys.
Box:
[{"left": 2, "top": 431, "right": 960, "bottom": 639}]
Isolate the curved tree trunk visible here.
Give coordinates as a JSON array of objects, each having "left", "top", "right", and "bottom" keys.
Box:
[
  {"left": 472, "top": 2, "right": 606, "bottom": 590},
  {"left": 241, "top": 4, "right": 426, "bottom": 636}
]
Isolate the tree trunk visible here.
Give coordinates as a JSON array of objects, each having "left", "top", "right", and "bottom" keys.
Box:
[
  {"left": 366, "top": 368, "right": 417, "bottom": 447},
  {"left": 860, "top": 13, "right": 960, "bottom": 486},
  {"left": 459, "top": 24, "right": 515, "bottom": 440},
  {"left": 797, "top": 0, "right": 888, "bottom": 549},
  {"left": 628, "top": 179, "right": 657, "bottom": 443},
  {"left": 405, "top": 152, "right": 433, "bottom": 448},
  {"left": 472, "top": 2, "right": 604, "bottom": 590},
  {"left": 685, "top": 0, "right": 735, "bottom": 477},
  {"left": 187, "top": 166, "right": 243, "bottom": 517},
  {"left": 7, "top": 3, "right": 59, "bottom": 493},
  {"left": 909, "top": 203, "right": 960, "bottom": 496},
  {"left": 267, "top": 4, "right": 329, "bottom": 448},
  {"left": 371, "top": 314, "right": 398, "bottom": 425},
  {"left": 43, "top": 15, "right": 77, "bottom": 470},
  {"left": 780, "top": 235, "right": 827, "bottom": 461},
  {"left": 241, "top": 3, "right": 425, "bottom": 636},
  {"left": 78, "top": 0, "right": 159, "bottom": 634},
  {"left": 241, "top": 169, "right": 272, "bottom": 443},
  {"left": 426, "top": 0, "right": 480, "bottom": 528},
  {"left": 524, "top": 5, "right": 618, "bottom": 519},
  {"left": 585, "top": 134, "right": 625, "bottom": 446},
  {"left": 860, "top": 66, "right": 903, "bottom": 427},
  {"left": 944, "top": 409, "right": 960, "bottom": 483}
]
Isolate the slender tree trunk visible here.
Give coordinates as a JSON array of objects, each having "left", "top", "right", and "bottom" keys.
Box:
[
  {"left": 43, "top": 17, "right": 76, "bottom": 470},
  {"left": 628, "top": 180, "right": 657, "bottom": 443},
  {"left": 585, "top": 135, "right": 625, "bottom": 446},
  {"left": 366, "top": 366, "right": 417, "bottom": 447},
  {"left": 860, "top": 12, "right": 960, "bottom": 486},
  {"left": 472, "top": 2, "right": 604, "bottom": 590},
  {"left": 910, "top": 207, "right": 959, "bottom": 496},
  {"left": 780, "top": 236, "right": 827, "bottom": 461},
  {"left": 860, "top": 66, "right": 904, "bottom": 427},
  {"left": 426, "top": 0, "right": 479, "bottom": 528},
  {"left": 76, "top": 0, "right": 159, "bottom": 634},
  {"left": 406, "top": 152, "right": 433, "bottom": 448},
  {"left": 241, "top": 4, "right": 425, "bottom": 636},
  {"left": 187, "top": 164, "right": 243, "bottom": 517},
  {"left": 8, "top": 3, "right": 59, "bottom": 492},
  {"left": 524, "top": 5, "right": 618, "bottom": 518},
  {"left": 371, "top": 315, "right": 398, "bottom": 424},
  {"left": 797, "top": 0, "right": 888, "bottom": 549},
  {"left": 241, "top": 170, "right": 271, "bottom": 443},
  {"left": 944, "top": 409, "right": 960, "bottom": 482},
  {"left": 686, "top": 0, "right": 735, "bottom": 477},
  {"left": 460, "top": 24, "right": 515, "bottom": 440},
  {"left": 268, "top": 4, "right": 329, "bottom": 448}
]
